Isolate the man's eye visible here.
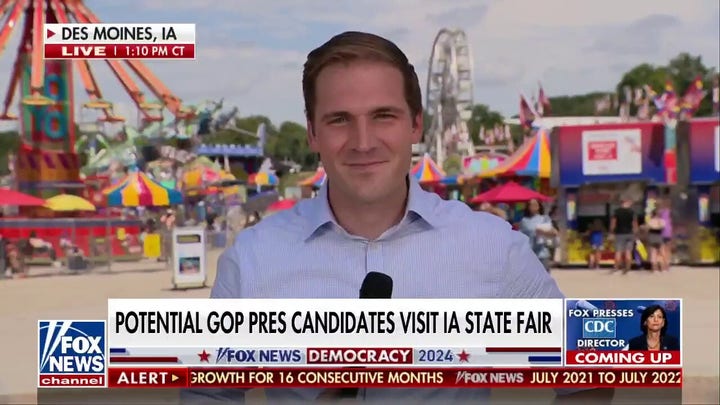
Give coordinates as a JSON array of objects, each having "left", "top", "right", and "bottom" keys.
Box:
[
  {"left": 328, "top": 116, "right": 347, "bottom": 124},
  {"left": 375, "top": 113, "right": 395, "bottom": 120}
]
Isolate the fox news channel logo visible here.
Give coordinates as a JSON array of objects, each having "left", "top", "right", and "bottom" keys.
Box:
[{"left": 38, "top": 320, "right": 107, "bottom": 388}]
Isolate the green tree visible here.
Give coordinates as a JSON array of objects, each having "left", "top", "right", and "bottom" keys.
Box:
[
  {"left": 467, "top": 104, "right": 504, "bottom": 145},
  {"left": 616, "top": 53, "right": 717, "bottom": 117},
  {"left": 547, "top": 92, "right": 614, "bottom": 116},
  {"left": 443, "top": 154, "right": 463, "bottom": 175},
  {"left": 204, "top": 115, "right": 275, "bottom": 146},
  {"left": 0, "top": 130, "right": 20, "bottom": 175},
  {"left": 616, "top": 63, "right": 669, "bottom": 95},
  {"left": 265, "top": 121, "right": 318, "bottom": 169}
]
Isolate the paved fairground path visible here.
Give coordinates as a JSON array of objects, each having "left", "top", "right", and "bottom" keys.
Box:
[{"left": 0, "top": 249, "right": 717, "bottom": 404}]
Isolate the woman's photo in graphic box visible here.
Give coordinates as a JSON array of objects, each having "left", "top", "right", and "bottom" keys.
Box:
[{"left": 565, "top": 299, "right": 681, "bottom": 353}]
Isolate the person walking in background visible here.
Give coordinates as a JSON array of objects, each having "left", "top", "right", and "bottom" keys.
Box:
[
  {"left": 0, "top": 233, "right": 6, "bottom": 276},
  {"left": 587, "top": 218, "right": 605, "bottom": 269},
  {"left": 658, "top": 198, "right": 673, "bottom": 270},
  {"left": 547, "top": 205, "right": 560, "bottom": 265},
  {"left": 519, "top": 199, "right": 557, "bottom": 272},
  {"left": 646, "top": 210, "right": 666, "bottom": 272},
  {"left": 610, "top": 197, "right": 638, "bottom": 273}
]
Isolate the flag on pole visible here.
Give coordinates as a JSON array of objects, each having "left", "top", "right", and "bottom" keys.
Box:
[
  {"left": 538, "top": 82, "right": 551, "bottom": 116},
  {"left": 519, "top": 94, "right": 535, "bottom": 129},
  {"left": 680, "top": 75, "right": 706, "bottom": 117}
]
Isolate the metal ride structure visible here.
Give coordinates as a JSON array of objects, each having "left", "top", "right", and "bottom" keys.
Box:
[
  {"left": 0, "top": 0, "right": 193, "bottom": 197},
  {"left": 424, "top": 28, "right": 475, "bottom": 168}
]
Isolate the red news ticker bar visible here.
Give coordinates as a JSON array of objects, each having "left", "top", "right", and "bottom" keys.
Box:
[
  {"left": 44, "top": 43, "right": 195, "bottom": 59},
  {"left": 565, "top": 350, "right": 681, "bottom": 366},
  {"left": 107, "top": 367, "right": 683, "bottom": 389}
]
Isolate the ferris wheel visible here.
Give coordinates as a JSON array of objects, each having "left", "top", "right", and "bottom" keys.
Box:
[{"left": 424, "top": 29, "right": 475, "bottom": 166}]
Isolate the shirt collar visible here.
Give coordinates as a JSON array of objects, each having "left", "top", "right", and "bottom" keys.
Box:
[{"left": 302, "top": 175, "right": 439, "bottom": 240}]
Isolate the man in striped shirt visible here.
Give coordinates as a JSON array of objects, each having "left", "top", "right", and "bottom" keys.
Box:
[{"left": 183, "top": 31, "right": 612, "bottom": 404}]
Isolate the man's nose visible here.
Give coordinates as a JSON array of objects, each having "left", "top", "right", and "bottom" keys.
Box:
[{"left": 349, "top": 119, "right": 374, "bottom": 151}]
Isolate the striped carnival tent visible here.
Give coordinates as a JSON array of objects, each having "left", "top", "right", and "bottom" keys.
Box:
[
  {"left": 298, "top": 166, "right": 326, "bottom": 188},
  {"left": 248, "top": 171, "right": 279, "bottom": 186},
  {"left": 479, "top": 128, "right": 551, "bottom": 178},
  {"left": 410, "top": 153, "right": 445, "bottom": 183},
  {"left": 103, "top": 171, "right": 183, "bottom": 207}
]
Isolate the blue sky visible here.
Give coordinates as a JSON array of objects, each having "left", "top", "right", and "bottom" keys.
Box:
[{"left": 0, "top": 0, "right": 718, "bottom": 131}]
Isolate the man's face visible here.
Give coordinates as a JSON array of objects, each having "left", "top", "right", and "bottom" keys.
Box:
[{"left": 307, "top": 60, "right": 422, "bottom": 205}]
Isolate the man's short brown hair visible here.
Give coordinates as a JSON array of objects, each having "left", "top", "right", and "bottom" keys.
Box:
[{"left": 302, "top": 31, "right": 423, "bottom": 124}]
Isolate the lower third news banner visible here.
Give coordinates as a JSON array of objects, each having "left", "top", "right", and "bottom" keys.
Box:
[{"left": 37, "top": 298, "right": 683, "bottom": 391}]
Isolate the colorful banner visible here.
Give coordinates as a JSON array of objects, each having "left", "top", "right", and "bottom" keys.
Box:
[
  {"left": 556, "top": 123, "right": 666, "bottom": 186},
  {"left": 663, "top": 123, "right": 677, "bottom": 185},
  {"left": 687, "top": 118, "right": 720, "bottom": 184},
  {"left": 581, "top": 129, "right": 642, "bottom": 175},
  {"left": 715, "top": 125, "right": 719, "bottom": 173}
]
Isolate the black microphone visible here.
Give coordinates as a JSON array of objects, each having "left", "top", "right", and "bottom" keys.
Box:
[
  {"left": 340, "top": 272, "right": 394, "bottom": 398},
  {"left": 360, "top": 271, "right": 393, "bottom": 299}
]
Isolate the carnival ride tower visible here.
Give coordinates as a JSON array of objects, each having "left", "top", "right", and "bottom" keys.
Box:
[
  {"left": 0, "top": 0, "right": 193, "bottom": 197},
  {"left": 424, "top": 29, "right": 475, "bottom": 168}
]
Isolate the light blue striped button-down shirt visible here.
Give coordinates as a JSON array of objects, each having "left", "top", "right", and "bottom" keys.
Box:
[{"left": 182, "top": 177, "right": 564, "bottom": 403}]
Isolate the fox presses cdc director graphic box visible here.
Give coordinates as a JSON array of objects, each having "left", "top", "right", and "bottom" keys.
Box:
[{"left": 564, "top": 299, "right": 682, "bottom": 367}]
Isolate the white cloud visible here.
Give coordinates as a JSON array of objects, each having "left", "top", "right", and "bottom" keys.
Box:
[{"left": 1, "top": 0, "right": 718, "bottom": 135}]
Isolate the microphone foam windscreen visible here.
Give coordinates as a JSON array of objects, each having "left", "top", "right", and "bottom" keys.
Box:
[{"left": 359, "top": 272, "right": 393, "bottom": 298}]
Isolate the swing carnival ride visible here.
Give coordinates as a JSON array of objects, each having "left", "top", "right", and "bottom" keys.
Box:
[
  {"left": 77, "top": 98, "right": 240, "bottom": 174},
  {"left": 0, "top": 0, "right": 195, "bottom": 196},
  {"left": 423, "top": 28, "right": 475, "bottom": 168}
]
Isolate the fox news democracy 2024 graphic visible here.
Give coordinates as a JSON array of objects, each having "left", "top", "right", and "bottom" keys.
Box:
[
  {"left": 37, "top": 299, "right": 684, "bottom": 389},
  {"left": 565, "top": 299, "right": 682, "bottom": 366}
]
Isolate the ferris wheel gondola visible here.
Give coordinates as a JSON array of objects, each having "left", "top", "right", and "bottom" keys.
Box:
[{"left": 424, "top": 29, "right": 475, "bottom": 167}]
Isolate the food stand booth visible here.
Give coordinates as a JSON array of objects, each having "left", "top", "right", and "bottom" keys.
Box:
[
  {"left": 551, "top": 122, "right": 668, "bottom": 266},
  {"left": 680, "top": 117, "right": 720, "bottom": 264}
]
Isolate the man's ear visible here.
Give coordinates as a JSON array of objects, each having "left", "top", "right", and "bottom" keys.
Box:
[
  {"left": 411, "top": 112, "right": 423, "bottom": 144},
  {"left": 307, "top": 119, "right": 319, "bottom": 152}
]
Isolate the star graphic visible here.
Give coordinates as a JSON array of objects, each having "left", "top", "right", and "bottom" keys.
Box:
[
  {"left": 457, "top": 350, "right": 470, "bottom": 362},
  {"left": 198, "top": 350, "right": 211, "bottom": 362}
]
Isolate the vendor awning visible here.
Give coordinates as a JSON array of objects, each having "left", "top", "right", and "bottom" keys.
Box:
[
  {"left": 411, "top": 153, "right": 445, "bottom": 183},
  {"left": 470, "top": 181, "right": 552, "bottom": 204},
  {"left": 103, "top": 171, "right": 182, "bottom": 207},
  {"left": 479, "top": 128, "right": 551, "bottom": 178}
]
